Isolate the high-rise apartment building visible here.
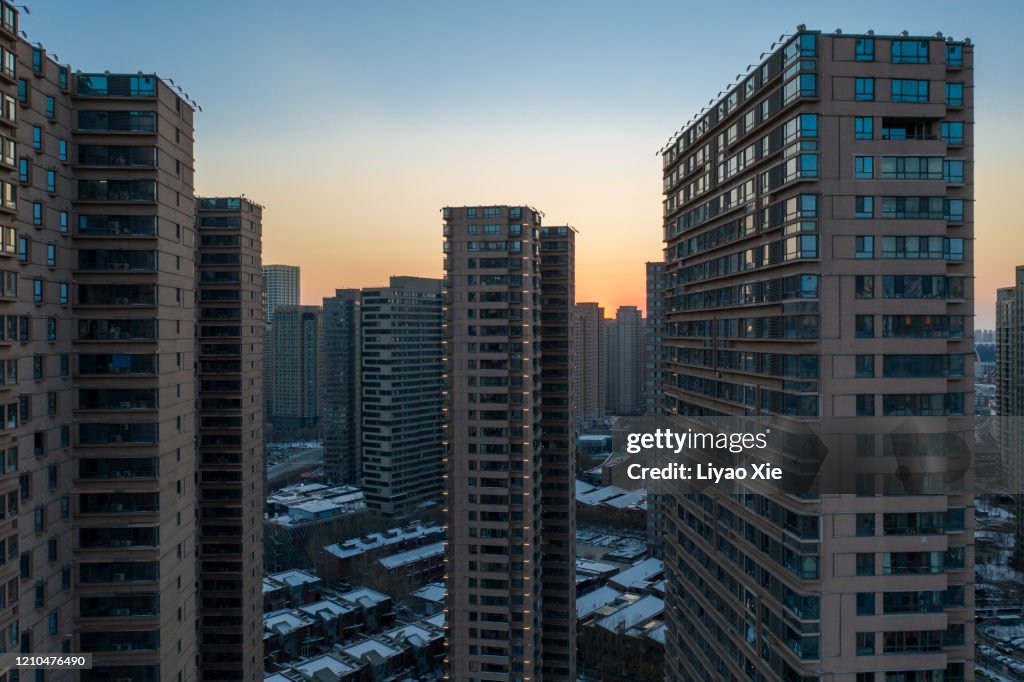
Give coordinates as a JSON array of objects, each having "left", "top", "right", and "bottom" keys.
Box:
[
  {"left": 643, "top": 262, "right": 667, "bottom": 416},
  {"left": 0, "top": 7, "right": 264, "bottom": 682},
  {"left": 69, "top": 68, "right": 200, "bottom": 682},
  {"left": 660, "top": 28, "right": 973, "bottom": 680},
  {"left": 442, "top": 205, "right": 576, "bottom": 681},
  {"left": 262, "top": 264, "right": 299, "bottom": 325},
  {"left": 0, "top": 19, "right": 212, "bottom": 680},
  {"left": 538, "top": 225, "right": 577, "bottom": 681},
  {"left": 262, "top": 264, "right": 298, "bottom": 423},
  {"left": 321, "top": 289, "right": 360, "bottom": 483},
  {"left": 573, "top": 302, "right": 605, "bottom": 426},
  {"left": 268, "top": 306, "right": 321, "bottom": 436},
  {"left": 361, "top": 276, "right": 443, "bottom": 519},
  {"left": 996, "top": 265, "right": 1024, "bottom": 567},
  {"left": 196, "top": 197, "right": 265, "bottom": 682},
  {"left": 605, "top": 305, "right": 644, "bottom": 415}
]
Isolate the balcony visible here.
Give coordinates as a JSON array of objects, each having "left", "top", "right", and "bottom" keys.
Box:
[
  {"left": 78, "top": 388, "right": 157, "bottom": 411},
  {"left": 79, "top": 492, "right": 158, "bottom": 514},
  {"left": 76, "top": 145, "right": 157, "bottom": 168},
  {"left": 79, "top": 527, "right": 159, "bottom": 547},
  {"left": 77, "top": 318, "right": 156, "bottom": 341},
  {"left": 77, "top": 214, "right": 157, "bottom": 237},
  {"left": 78, "top": 561, "right": 159, "bottom": 584},
  {"left": 76, "top": 110, "right": 157, "bottom": 134},
  {"left": 76, "top": 179, "right": 156, "bottom": 203},
  {"left": 77, "top": 284, "right": 156, "bottom": 307},
  {"left": 76, "top": 74, "right": 156, "bottom": 98},
  {"left": 78, "top": 456, "right": 158, "bottom": 480},
  {"left": 77, "top": 353, "right": 157, "bottom": 375},
  {"left": 198, "top": 198, "right": 241, "bottom": 211},
  {"left": 77, "top": 249, "right": 156, "bottom": 271},
  {"left": 78, "top": 422, "right": 158, "bottom": 445}
]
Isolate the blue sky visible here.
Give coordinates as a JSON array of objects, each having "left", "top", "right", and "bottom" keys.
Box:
[{"left": 27, "top": 0, "right": 1024, "bottom": 325}]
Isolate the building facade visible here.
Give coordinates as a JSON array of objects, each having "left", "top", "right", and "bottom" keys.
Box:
[
  {"left": 660, "top": 28, "right": 974, "bottom": 681},
  {"left": 996, "top": 265, "right": 1024, "bottom": 567},
  {"left": 442, "top": 205, "right": 576, "bottom": 681},
  {"left": 360, "top": 276, "right": 443, "bottom": 519},
  {"left": 322, "top": 289, "right": 360, "bottom": 483},
  {"left": 262, "top": 264, "right": 299, "bottom": 326},
  {"left": 643, "top": 262, "right": 667, "bottom": 416},
  {"left": 572, "top": 302, "right": 605, "bottom": 427},
  {"left": 605, "top": 305, "right": 644, "bottom": 415},
  {"left": 196, "top": 197, "right": 265, "bottom": 682},
  {"left": 0, "top": 6, "right": 266, "bottom": 682},
  {"left": 538, "top": 226, "right": 578, "bottom": 680},
  {"left": 268, "top": 305, "right": 321, "bottom": 437}
]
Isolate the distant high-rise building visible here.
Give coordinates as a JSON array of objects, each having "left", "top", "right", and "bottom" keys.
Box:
[
  {"left": 263, "top": 264, "right": 300, "bottom": 325},
  {"left": 997, "top": 265, "right": 1024, "bottom": 567},
  {"left": 321, "top": 289, "right": 361, "bottom": 483},
  {"left": 196, "top": 197, "right": 265, "bottom": 682},
  {"left": 643, "top": 262, "right": 668, "bottom": 415},
  {"left": 263, "top": 264, "right": 299, "bottom": 423},
  {"left": 573, "top": 302, "right": 606, "bottom": 426},
  {"left": 269, "top": 306, "right": 322, "bottom": 436},
  {"left": 442, "top": 205, "right": 576, "bottom": 681},
  {"left": 605, "top": 305, "right": 644, "bottom": 415},
  {"left": 660, "top": 28, "right": 974, "bottom": 680},
  {"left": 361, "top": 277, "right": 443, "bottom": 518}
]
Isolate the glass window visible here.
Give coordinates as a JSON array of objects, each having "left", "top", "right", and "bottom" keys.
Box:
[
  {"left": 945, "top": 44, "right": 963, "bottom": 67},
  {"left": 854, "top": 156, "right": 873, "bottom": 179},
  {"left": 855, "top": 196, "right": 873, "bottom": 219},
  {"left": 16, "top": 79, "right": 26, "bottom": 104},
  {"left": 856, "top": 631, "right": 875, "bottom": 655},
  {"left": 33, "top": 279, "right": 42, "bottom": 303},
  {"left": 855, "top": 236, "right": 874, "bottom": 259},
  {"left": 31, "top": 126, "right": 41, "bottom": 150},
  {"left": 17, "top": 158, "right": 27, "bottom": 183},
  {"left": 940, "top": 121, "right": 964, "bottom": 144},
  {"left": 44, "top": 96, "right": 54, "bottom": 119},
  {"left": 855, "top": 315, "right": 874, "bottom": 338},
  {"left": 855, "top": 78, "right": 874, "bottom": 101},
  {"left": 855, "top": 275, "right": 874, "bottom": 299},
  {"left": 45, "top": 244, "right": 55, "bottom": 267},
  {"left": 891, "top": 79, "right": 929, "bottom": 103},
  {"left": 58, "top": 139, "right": 67, "bottom": 162},
  {"left": 856, "top": 592, "right": 875, "bottom": 615},
  {"left": 46, "top": 170, "right": 55, "bottom": 193},
  {"left": 943, "top": 159, "right": 964, "bottom": 184},
  {"left": 32, "top": 202, "right": 41, "bottom": 225},
  {"left": 945, "top": 83, "right": 963, "bottom": 106},
  {"left": 854, "top": 117, "right": 873, "bottom": 140},
  {"left": 856, "top": 394, "right": 875, "bottom": 417},
  {"left": 855, "top": 38, "right": 874, "bottom": 61},
  {"left": 891, "top": 40, "right": 929, "bottom": 64},
  {"left": 855, "top": 355, "right": 874, "bottom": 378}
]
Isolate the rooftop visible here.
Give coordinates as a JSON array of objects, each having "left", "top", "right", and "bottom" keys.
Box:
[
  {"left": 378, "top": 542, "right": 444, "bottom": 569},
  {"left": 596, "top": 595, "right": 665, "bottom": 633},
  {"left": 322, "top": 524, "right": 443, "bottom": 560},
  {"left": 411, "top": 583, "right": 446, "bottom": 604}
]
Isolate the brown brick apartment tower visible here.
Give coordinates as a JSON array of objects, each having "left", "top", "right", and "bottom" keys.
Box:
[{"left": 660, "top": 29, "right": 974, "bottom": 681}]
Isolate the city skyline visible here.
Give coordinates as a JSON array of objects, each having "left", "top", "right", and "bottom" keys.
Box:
[{"left": 24, "top": 0, "right": 1023, "bottom": 326}]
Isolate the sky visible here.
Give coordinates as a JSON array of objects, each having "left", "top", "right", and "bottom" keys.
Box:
[{"left": 27, "top": 0, "right": 1024, "bottom": 327}]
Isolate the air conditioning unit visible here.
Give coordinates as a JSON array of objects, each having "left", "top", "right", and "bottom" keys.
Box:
[
  {"left": 112, "top": 573, "right": 126, "bottom": 581},
  {"left": 109, "top": 434, "right": 123, "bottom": 443},
  {"left": 109, "top": 503, "right": 124, "bottom": 512}
]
